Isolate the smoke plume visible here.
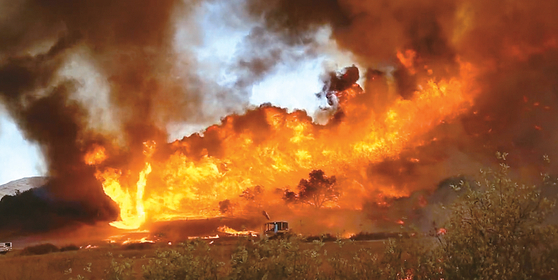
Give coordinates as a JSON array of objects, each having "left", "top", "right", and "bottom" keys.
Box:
[
  {"left": 0, "top": 0, "right": 191, "bottom": 233},
  {"left": 1, "top": 0, "right": 558, "bottom": 235},
  {"left": 241, "top": 0, "right": 558, "bottom": 228}
]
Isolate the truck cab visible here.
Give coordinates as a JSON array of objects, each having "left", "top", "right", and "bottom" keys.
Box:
[
  {"left": 0, "top": 242, "right": 12, "bottom": 254},
  {"left": 263, "top": 221, "right": 290, "bottom": 238}
]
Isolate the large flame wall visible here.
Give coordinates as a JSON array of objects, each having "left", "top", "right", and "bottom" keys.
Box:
[{"left": 87, "top": 59, "right": 479, "bottom": 229}]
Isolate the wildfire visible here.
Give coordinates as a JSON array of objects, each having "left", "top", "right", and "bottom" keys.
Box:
[
  {"left": 188, "top": 235, "right": 220, "bottom": 240},
  {"left": 396, "top": 50, "right": 417, "bottom": 74},
  {"left": 217, "top": 225, "right": 259, "bottom": 237},
  {"left": 96, "top": 163, "right": 152, "bottom": 229},
  {"left": 85, "top": 145, "right": 155, "bottom": 229},
  {"left": 84, "top": 145, "right": 107, "bottom": 166},
  {"left": 122, "top": 236, "right": 155, "bottom": 245},
  {"left": 86, "top": 58, "right": 480, "bottom": 230}
]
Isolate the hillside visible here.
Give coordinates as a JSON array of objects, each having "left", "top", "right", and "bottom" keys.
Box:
[{"left": 0, "top": 177, "right": 47, "bottom": 199}]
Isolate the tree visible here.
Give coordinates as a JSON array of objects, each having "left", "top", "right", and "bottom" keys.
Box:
[
  {"left": 239, "top": 185, "right": 265, "bottom": 211},
  {"left": 283, "top": 189, "right": 298, "bottom": 204},
  {"left": 219, "top": 199, "right": 233, "bottom": 214},
  {"left": 240, "top": 185, "right": 263, "bottom": 201},
  {"left": 283, "top": 170, "right": 339, "bottom": 208}
]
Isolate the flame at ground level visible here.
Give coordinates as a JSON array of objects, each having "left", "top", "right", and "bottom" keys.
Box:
[
  {"left": 86, "top": 60, "right": 479, "bottom": 230},
  {"left": 217, "top": 225, "right": 258, "bottom": 237}
]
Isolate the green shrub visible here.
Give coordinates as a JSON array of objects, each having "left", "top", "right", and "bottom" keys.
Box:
[
  {"left": 229, "top": 237, "right": 324, "bottom": 280},
  {"left": 326, "top": 237, "right": 441, "bottom": 280},
  {"left": 327, "top": 155, "right": 558, "bottom": 280},
  {"left": 437, "top": 159, "right": 558, "bottom": 279},
  {"left": 142, "top": 239, "right": 223, "bottom": 280},
  {"left": 105, "top": 255, "right": 135, "bottom": 280}
]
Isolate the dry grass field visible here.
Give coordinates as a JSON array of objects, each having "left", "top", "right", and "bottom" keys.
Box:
[{"left": 0, "top": 238, "right": 386, "bottom": 280}]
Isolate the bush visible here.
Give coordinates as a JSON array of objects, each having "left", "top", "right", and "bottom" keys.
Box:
[
  {"left": 106, "top": 256, "right": 135, "bottom": 280},
  {"left": 436, "top": 160, "right": 558, "bottom": 279},
  {"left": 326, "top": 155, "right": 558, "bottom": 280},
  {"left": 21, "top": 243, "right": 59, "bottom": 255},
  {"left": 229, "top": 237, "right": 324, "bottom": 280},
  {"left": 60, "top": 244, "right": 79, "bottom": 252},
  {"left": 142, "top": 239, "right": 223, "bottom": 280},
  {"left": 324, "top": 237, "right": 439, "bottom": 280}
]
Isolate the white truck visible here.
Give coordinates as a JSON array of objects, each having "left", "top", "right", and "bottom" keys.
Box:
[{"left": 0, "top": 242, "right": 12, "bottom": 254}]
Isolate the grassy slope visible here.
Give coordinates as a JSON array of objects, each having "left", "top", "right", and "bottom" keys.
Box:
[{"left": 0, "top": 240, "right": 386, "bottom": 280}]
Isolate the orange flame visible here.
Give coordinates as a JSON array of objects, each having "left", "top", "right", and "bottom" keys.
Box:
[
  {"left": 91, "top": 59, "right": 480, "bottom": 230},
  {"left": 84, "top": 145, "right": 107, "bottom": 165},
  {"left": 217, "top": 225, "right": 258, "bottom": 237},
  {"left": 122, "top": 236, "right": 154, "bottom": 245},
  {"left": 97, "top": 162, "right": 152, "bottom": 229},
  {"left": 396, "top": 49, "right": 417, "bottom": 74}
]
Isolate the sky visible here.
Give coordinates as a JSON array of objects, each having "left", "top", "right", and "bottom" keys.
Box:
[
  {"left": 0, "top": 0, "right": 356, "bottom": 186},
  {"left": 0, "top": 108, "right": 46, "bottom": 185}
]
